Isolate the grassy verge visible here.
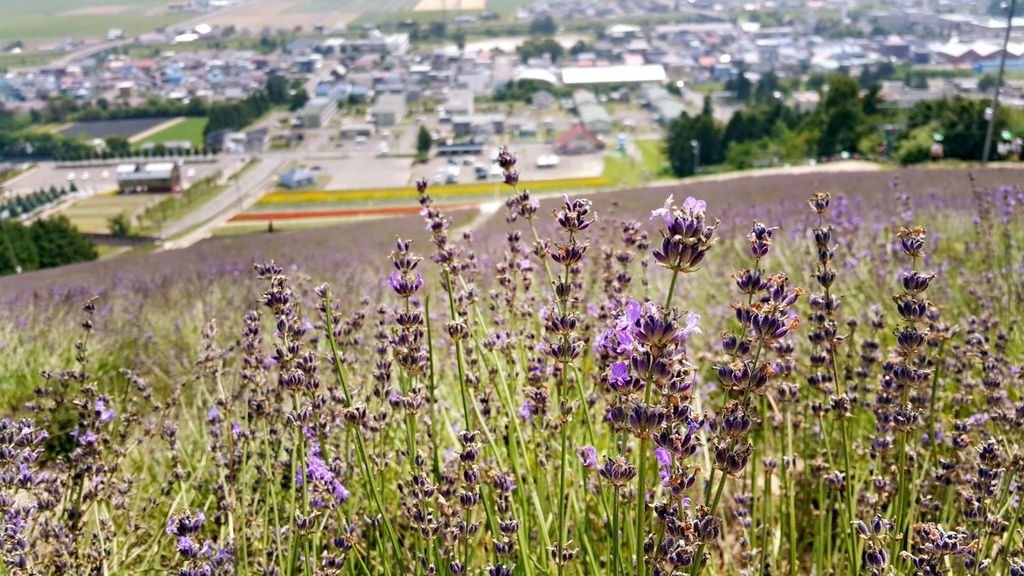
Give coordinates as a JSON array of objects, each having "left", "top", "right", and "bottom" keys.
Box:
[
  {"left": 60, "top": 192, "right": 160, "bottom": 234},
  {"left": 138, "top": 159, "right": 261, "bottom": 235}
]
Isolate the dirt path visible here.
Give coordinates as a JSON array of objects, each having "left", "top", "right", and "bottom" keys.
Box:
[{"left": 129, "top": 117, "right": 185, "bottom": 144}]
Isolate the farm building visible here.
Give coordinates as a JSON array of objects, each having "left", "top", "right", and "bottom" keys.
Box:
[
  {"left": 372, "top": 94, "right": 407, "bottom": 127},
  {"left": 116, "top": 163, "right": 182, "bottom": 193},
  {"left": 298, "top": 97, "right": 339, "bottom": 129},
  {"left": 556, "top": 124, "right": 605, "bottom": 155},
  {"left": 279, "top": 168, "right": 316, "bottom": 189}
]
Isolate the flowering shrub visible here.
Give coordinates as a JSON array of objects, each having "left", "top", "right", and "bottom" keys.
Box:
[{"left": 1, "top": 153, "right": 1024, "bottom": 576}]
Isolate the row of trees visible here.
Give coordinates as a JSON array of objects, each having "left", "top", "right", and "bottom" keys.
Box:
[
  {"left": 205, "top": 74, "right": 308, "bottom": 136},
  {"left": 0, "top": 215, "right": 97, "bottom": 275},
  {"left": 665, "top": 74, "right": 1009, "bottom": 176},
  {"left": 0, "top": 184, "right": 76, "bottom": 220}
]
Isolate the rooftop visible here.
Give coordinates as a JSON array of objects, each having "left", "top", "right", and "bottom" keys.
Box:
[{"left": 562, "top": 64, "right": 667, "bottom": 86}]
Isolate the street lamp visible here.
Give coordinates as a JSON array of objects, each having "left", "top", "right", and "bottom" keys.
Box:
[{"left": 982, "top": 0, "right": 1017, "bottom": 165}]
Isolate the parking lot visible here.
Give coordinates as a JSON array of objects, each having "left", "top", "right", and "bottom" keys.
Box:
[{"left": 4, "top": 159, "right": 231, "bottom": 197}]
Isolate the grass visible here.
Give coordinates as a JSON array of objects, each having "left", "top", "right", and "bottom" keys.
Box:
[
  {"left": 484, "top": 0, "right": 533, "bottom": 13},
  {"left": 254, "top": 176, "right": 613, "bottom": 207},
  {"left": 0, "top": 50, "right": 62, "bottom": 69},
  {"left": 635, "top": 139, "right": 671, "bottom": 178},
  {"left": 60, "top": 192, "right": 163, "bottom": 234},
  {"left": 140, "top": 118, "right": 208, "bottom": 148}
]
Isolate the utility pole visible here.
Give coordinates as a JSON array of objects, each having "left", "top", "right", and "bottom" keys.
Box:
[{"left": 982, "top": 0, "right": 1017, "bottom": 165}]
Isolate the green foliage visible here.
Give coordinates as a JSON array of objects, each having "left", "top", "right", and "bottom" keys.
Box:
[
  {"left": 894, "top": 124, "right": 937, "bottom": 164},
  {"left": 908, "top": 97, "right": 1003, "bottom": 162},
  {"left": 108, "top": 213, "right": 132, "bottom": 238},
  {"left": 288, "top": 88, "right": 310, "bottom": 112},
  {"left": 265, "top": 74, "right": 291, "bottom": 105},
  {"left": 978, "top": 74, "right": 998, "bottom": 93},
  {"left": 816, "top": 75, "right": 867, "bottom": 156},
  {"left": 0, "top": 219, "right": 39, "bottom": 274},
  {"left": 665, "top": 113, "right": 722, "bottom": 177},
  {"left": 0, "top": 215, "right": 94, "bottom": 275},
  {"left": 493, "top": 79, "right": 570, "bottom": 103},
  {"left": 29, "top": 215, "right": 97, "bottom": 269},
  {"left": 517, "top": 37, "right": 564, "bottom": 63},
  {"left": 416, "top": 125, "right": 432, "bottom": 157},
  {"left": 104, "top": 136, "right": 132, "bottom": 157},
  {"left": 528, "top": 14, "right": 557, "bottom": 35},
  {"left": 725, "top": 69, "right": 753, "bottom": 101}
]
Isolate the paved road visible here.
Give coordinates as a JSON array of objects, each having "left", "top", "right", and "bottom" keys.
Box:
[{"left": 160, "top": 156, "right": 284, "bottom": 246}]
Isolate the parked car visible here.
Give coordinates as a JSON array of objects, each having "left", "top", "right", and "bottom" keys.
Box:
[{"left": 474, "top": 164, "right": 488, "bottom": 180}]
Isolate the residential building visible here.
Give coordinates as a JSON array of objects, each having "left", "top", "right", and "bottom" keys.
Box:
[
  {"left": 556, "top": 124, "right": 605, "bottom": 154},
  {"left": 445, "top": 89, "right": 475, "bottom": 116},
  {"left": 372, "top": 93, "right": 407, "bottom": 127},
  {"left": 298, "top": 97, "right": 339, "bottom": 129},
  {"left": 279, "top": 168, "right": 316, "bottom": 189}
]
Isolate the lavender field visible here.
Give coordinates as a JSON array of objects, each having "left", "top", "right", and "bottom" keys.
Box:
[{"left": 1, "top": 158, "right": 1023, "bottom": 576}]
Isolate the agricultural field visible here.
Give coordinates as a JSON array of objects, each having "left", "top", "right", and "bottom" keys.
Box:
[
  {"left": 247, "top": 175, "right": 612, "bottom": 212},
  {"left": 58, "top": 117, "right": 174, "bottom": 140},
  {"left": 1, "top": 163, "right": 1023, "bottom": 576},
  {"left": 0, "top": 0, "right": 186, "bottom": 45},
  {"left": 139, "top": 117, "right": 209, "bottom": 148}
]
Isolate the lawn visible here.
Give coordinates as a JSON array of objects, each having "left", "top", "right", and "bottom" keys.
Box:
[
  {"left": 60, "top": 192, "right": 162, "bottom": 234},
  {"left": 0, "top": 0, "right": 187, "bottom": 44},
  {"left": 140, "top": 118, "right": 208, "bottom": 148},
  {"left": 0, "top": 51, "right": 62, "bottom": 70},
  {"left": 635, "top": 139, "right": 672, "bottom": 178}
]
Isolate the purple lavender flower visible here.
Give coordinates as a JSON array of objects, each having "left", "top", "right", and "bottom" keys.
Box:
[
  {"left": 95, "top": 397, "right": 115, "bottom": 424},
  {"left": 577, "top": 445, "right": 598, "bottom": 469},
  {"left": 655, "top": 447, "right": 672, "bottom": 487}
]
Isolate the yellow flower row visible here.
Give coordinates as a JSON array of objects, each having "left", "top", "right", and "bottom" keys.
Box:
[{"left": 257, "top": 177, "right": 613, "bottom": 206}]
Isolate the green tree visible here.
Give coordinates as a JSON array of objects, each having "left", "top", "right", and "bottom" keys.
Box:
[
  {"left": 816, "top": 75, "right": 866, "bottom": 156},
  {"left": 666, "top": 113, "right": 722, "bottom": 177},
  {"left": 978, "top": 74, "right": 998, "bottom": 93},
  {"left": 753, "top": 71, "right": 780, "bottom": 104},
  {"left": 29, "top": 215, "right": 97, "bottom": 269},
  {"left": 725, "top": 69, "right": 753, "bottom": 101},
  {"left": 0, "top": 219, "right": 39, "bottom": 274},
  {"left": 529, "top": 15, "right": 558, "bottom": 35},
  {"left": 517, "top": 37, "right": 565, "bottom": 63},
  {"left": 417, "top": 125, "right": 433, "bottom": 159},
  {"left": 289, "top": 88, "right": 310, "bottom": 112},
  {"left": 265, "top": 74, "right": 290, "bottom": 105},
  {"left": 108, "top": 213, "right": 132, "bottom": 237}
]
